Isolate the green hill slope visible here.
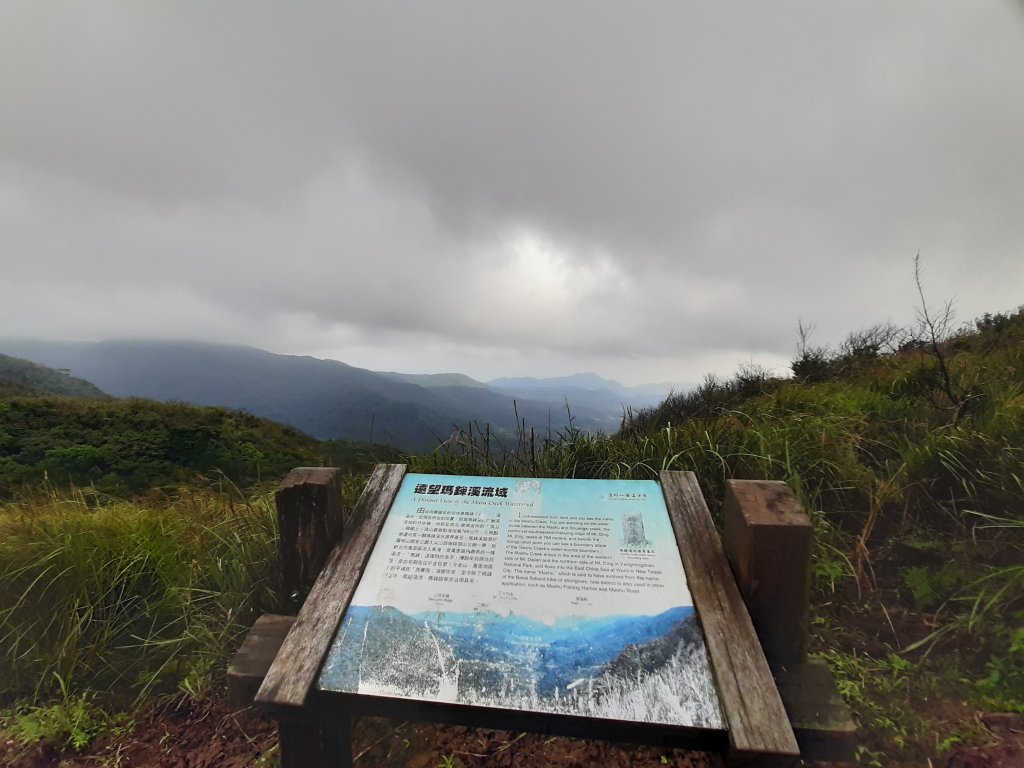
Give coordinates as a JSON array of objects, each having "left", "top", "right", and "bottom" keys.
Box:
[
  {"left": 0, "top": 352, "right": 106, "bottom": 397},
  {"left": 0, "top": 394, "right": 392, "bottom": 495}
]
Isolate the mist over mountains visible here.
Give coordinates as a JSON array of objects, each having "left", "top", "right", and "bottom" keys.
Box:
[{"left": 0, "top": 339, "right": 691, "bottom": 450}]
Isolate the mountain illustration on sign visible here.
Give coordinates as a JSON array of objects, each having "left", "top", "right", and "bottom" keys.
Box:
[{"left": 319, "top": 604, "right": 723, "bottom": 728}]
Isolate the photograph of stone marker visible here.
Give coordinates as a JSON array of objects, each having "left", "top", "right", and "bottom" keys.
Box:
[{"left": 622, "top": 511, "right": 650, "bottom": 547}]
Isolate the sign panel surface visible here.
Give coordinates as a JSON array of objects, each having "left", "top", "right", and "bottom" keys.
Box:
[{"left": 318, "top": 474, "right": 723, "bottom": 728}]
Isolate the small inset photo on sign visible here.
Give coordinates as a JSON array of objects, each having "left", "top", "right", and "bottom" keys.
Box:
[
  {"left": 621, "top": 511, "right": 650, "bottom": 548},
  {"left": 515, "top": 479, "right": 542, "bottom": 495}
]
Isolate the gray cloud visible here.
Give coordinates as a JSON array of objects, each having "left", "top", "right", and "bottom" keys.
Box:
[{"left": 1, "top": 1, "right": 1022, "bottom": 384}]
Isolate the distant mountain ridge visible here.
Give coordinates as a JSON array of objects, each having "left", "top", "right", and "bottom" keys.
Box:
[
  {"left": 488, "top": 372, "right": 691, "bottom": 399},
  {"left": 0, "top": 339, "right": 503, "bottom": 449},
  {"left": 487, "top": 373, "right": 694, "bottom": 419},
  {"left": 379, "top": 372, "right": 491, "bottom": 390},
  {"left": 0, "top": 339, "right": 690, "bottom": 451}
]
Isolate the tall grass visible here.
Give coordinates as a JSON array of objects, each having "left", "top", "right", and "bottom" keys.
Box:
[
  {"left": 0, "top": 485, "right": 281, "bottom": 705},
  {"left": 414, "top": 322, "right": 1024, "bottom": 712},
  {"left": 415, "top": 386, "right": 901, "bottom": 521}
]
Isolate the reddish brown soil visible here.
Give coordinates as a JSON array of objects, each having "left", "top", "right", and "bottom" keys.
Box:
[
  {"left": 0, "top": 695, "right": 720, "bottom": 768},
  {"left": 3, "top": 693, "right": 1022, "bottom": 767},
  {"left": 1, "top": 698, "right": 274, "bottom": 768},
  {"left": 943, "top": 714, "right": 1024, "bottom": 768}
]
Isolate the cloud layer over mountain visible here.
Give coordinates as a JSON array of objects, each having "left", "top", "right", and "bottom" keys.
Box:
[{"left": 2, "top": 2, "right": 1022, "bottom": 383}]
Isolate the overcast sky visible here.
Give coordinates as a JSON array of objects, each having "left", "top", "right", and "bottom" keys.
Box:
[{"left": 1, "top": 2, "right": 1022, "bottom": 386}]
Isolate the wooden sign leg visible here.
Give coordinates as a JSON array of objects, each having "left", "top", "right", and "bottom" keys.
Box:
[
  {"left": 279, "top": 714, "right": 352, "bottom": 768},
  {"left": 336, "top": 715, "right": 353, "bottom": 768},
  {"left": 261, "top": 465, "right": 407, "bottom": 766}
]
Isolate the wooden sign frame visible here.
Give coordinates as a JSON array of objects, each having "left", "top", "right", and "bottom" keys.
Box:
[{"left": 256, "top": 465, "right": 799, "bottom": 764}]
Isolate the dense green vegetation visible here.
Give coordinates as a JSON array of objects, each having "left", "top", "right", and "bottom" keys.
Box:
[
  {"left": 1, "top": 303, "right": 1021, "bottom": 763},
  {"left": 0, "top": 353, "right": 106, "bottom": 398},
  {"left": 0, "top": 394, "right": 399, "bottom": 496},
  {"left": 0, "top": 354, "right": 359, "bottom": 496}
]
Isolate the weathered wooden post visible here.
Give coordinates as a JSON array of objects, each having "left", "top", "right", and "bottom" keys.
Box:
[
  {"left": 722, "top": 479, "right": 856, "bottom": 762},
  {"left": 275, "top": 467, "right": 345, "bottom": 612},
  {"left": 660, "top": 471, "right": 801, "bottom": 766},
  {"left": 723, "top": 480, "right": 812, "bottom": 665},
  {"left": 272, "top": 467, "right": 349, "bottom": 767},
  {"left": 232, "top": 469, "right": 345, "bottom": 705}
]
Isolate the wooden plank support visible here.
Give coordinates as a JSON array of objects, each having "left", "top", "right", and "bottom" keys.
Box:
[
  {"left": 227, "top": 613, "right": 296, "bottom": 707},
  {"left": 722, "top": 480, "right": 812, "bottom": 665},
  {"left": 660, "top": 471, "right": 800, "bottom": 764},
  {"left": 256, "top": 463, "right": 406, "bottom": 712},
  {"left": 276, "top": 467, "right": 345, "bottom": 611},
  {"left": 772, "top": 659, "right": 858, "bottom": 763}
]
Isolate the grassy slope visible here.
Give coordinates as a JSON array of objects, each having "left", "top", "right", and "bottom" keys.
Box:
[
  {"left": 1, "top": 307, "right": 1021, "bottom": 763},
  {"left": 410, "top": 306, "right": 1024, "bottom": 763},
  {"left": 0, "top": 490, "right": 279, "bottom": 701}
]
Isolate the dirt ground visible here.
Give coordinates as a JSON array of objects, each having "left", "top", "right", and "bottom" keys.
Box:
[
  {"left": 2, "top": 694, "right": 1022, "bottom": 768},
  {"left": 942, "top": 713, "right": 1024, "bottom": 768},
  {"left": 0, "top": 696, "right": 721, "bottom": 767}
]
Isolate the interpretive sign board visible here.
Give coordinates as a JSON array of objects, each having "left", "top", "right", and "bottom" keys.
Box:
[{"left": 318, "top": 473, "right": 724, "bottom": 729}]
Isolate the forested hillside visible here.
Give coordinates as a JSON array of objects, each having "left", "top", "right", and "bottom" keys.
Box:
[
  {"left": 0, "top": 356, "right": 400, "bottom": 496},
  {"left": 0, "top": 397, "right": 333, "bottom": 494},
  {"left": 0, "top": 353, "right": 106, "bottom": 398}
]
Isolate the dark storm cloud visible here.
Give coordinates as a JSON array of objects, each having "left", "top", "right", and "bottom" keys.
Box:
[{"left": 1, "top": 2, "right": 1022, "bottom": 382}]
